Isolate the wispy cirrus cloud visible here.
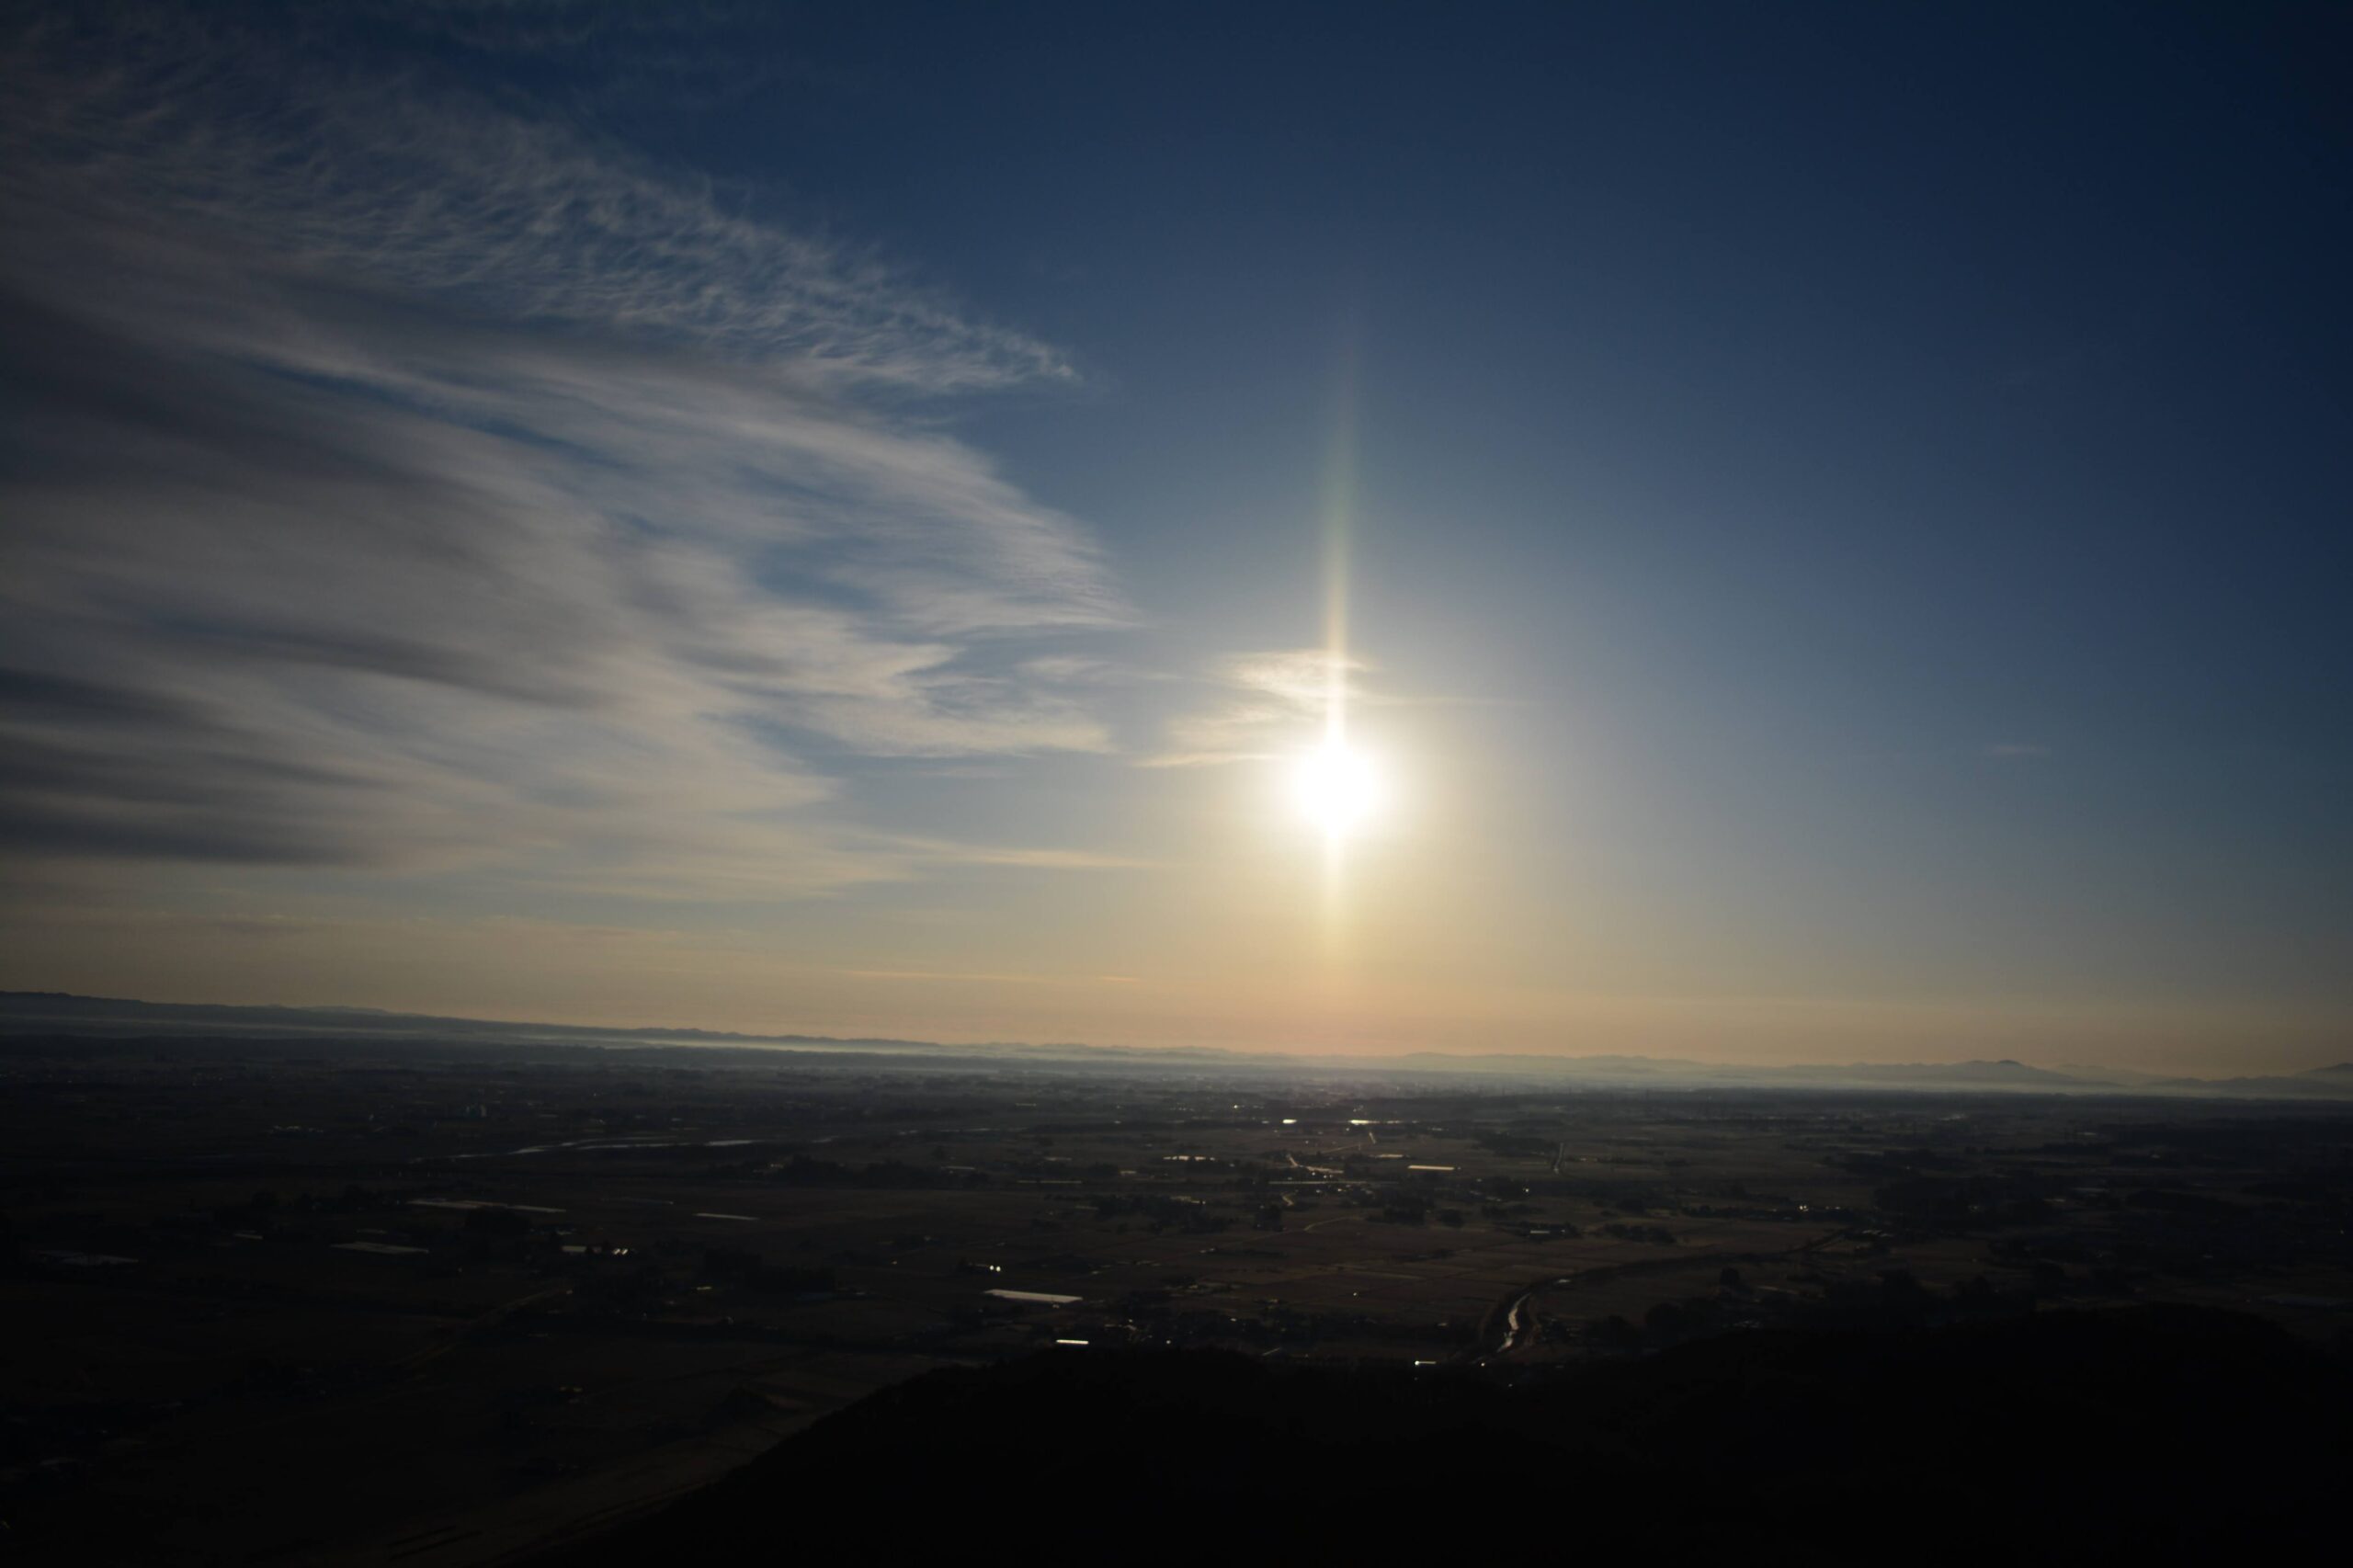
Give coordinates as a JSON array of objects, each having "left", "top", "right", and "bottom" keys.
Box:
[
  {"left": 0, "top": 6, "right": 1131, "bottom": 903},
  {"left": 1145, "top": 650, "right": 1372, "bottom": 767},
  {"left": 4, "top": 6, "right": 1065, "bottom": 391}
]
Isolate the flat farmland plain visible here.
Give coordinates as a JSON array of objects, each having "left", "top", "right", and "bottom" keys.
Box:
[{"left": 5, "top": 1034, "right": 2349, "bottom": 1561}]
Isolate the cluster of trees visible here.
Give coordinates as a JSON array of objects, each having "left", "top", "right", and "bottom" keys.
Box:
[
  {"left": 1870, "top": 1174, "right": 2054, "bottom": 1231},
  {"left": 212, "top": 1183, "right": 408, "bottom": 1234},
  {"left": 722, "top": 1154, "right": 991, "bottom": 1189},
  {"left": 701, "top": 1246, "right": 835, "bottom": 1297},
  {"left": 573, "top": 1260, "right": 675, "bottom": 1312},
  {"left": 1598, "top": 1221, "right": 1677, "bottom": 1244},
  {"left": 1091, "top": 1192, "right": 1233, "bottom": 1234},
  {"left": 1473, "top": 1131, "right": 1560, "bottom": 1159},
  {"left": 1584, "top": 1265, "right": 2060, "bottom": 1351}
]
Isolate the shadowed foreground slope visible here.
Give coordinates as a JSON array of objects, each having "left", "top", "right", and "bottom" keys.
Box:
[{"left": 565, "top": 1306, "right": 2345, "bottom": 1557}]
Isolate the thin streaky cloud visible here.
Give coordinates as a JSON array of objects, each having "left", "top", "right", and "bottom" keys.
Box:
[
  {"left": 1144, "top": 649, "right": 1377, "bottom": 767},
  {"left": 0, "top": 9, "right": 1137, "bottom": 908},
  {"left": 1, "top": 7, "right": 1066, "bottom": 392}
]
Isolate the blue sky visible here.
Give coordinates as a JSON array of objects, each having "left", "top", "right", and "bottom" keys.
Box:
[{"left": 1, "top": 3, "right": 2346, "bottom": 1068}]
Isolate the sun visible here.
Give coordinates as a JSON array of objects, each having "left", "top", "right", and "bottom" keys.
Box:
[{"left": 1291, "top": 742, "right": 1382, "bottom": 837}]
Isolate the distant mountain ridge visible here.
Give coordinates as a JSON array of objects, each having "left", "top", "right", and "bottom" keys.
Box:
[
  {"left": 1395, "top": 1051, "right": 2092, "bottom": 1090},
  {"left": 2, "top": 991, "right": 2347, "bottom": 1098}
]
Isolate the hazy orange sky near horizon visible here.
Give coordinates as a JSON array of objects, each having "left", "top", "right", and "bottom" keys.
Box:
[{"left": 4, "top": 897, "right": 2339, "bottom": 1076}]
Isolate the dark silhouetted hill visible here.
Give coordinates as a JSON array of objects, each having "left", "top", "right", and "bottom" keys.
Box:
[{"left": 564, "top": 1306, "right": 2345, "bottom": 1559}]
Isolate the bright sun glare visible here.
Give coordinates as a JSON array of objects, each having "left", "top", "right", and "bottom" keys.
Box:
[{"left": 1292, "top": 743, "right": 1382, "bottom": 837}]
